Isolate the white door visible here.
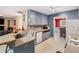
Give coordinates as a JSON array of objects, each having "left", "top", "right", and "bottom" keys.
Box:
[{"left": 53, "top": 19, "right": 60, "bottom": 40}]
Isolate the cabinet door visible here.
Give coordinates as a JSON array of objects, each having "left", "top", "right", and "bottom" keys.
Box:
[
  {"left": 43, "top": 31, "right": 50, "bottom": 40},
  {"left": 36, "top": 13, "right": 42, "bottom": 25},
  {"left": 42, "top": 15, "right": 48, "bottom": 25},
  {"left": 29, "top": 11, "right": 36, "bottom": 25},
  {"left": 14, "top": 41, "right": 34, "bottom": 53},
  {"left": 43, "top": 32, "right": 46, "bottom": 40},
  {"left": 46, "top": 31, "right": 51, "bottom": 39}
]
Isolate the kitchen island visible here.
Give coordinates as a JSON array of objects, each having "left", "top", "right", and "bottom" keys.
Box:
[
  {"left": 0, "top": 32, "right": 35, "bottom": 53},
  {"left": 14, "top": 36, "right": 35, "bottom": 53},
  {"left": 14, "top": 28, "right": 50, "bottom": 53}
]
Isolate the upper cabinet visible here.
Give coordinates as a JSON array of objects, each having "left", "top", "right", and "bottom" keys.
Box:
[
  {"left": 42, "top": 15, "right": 48, "bottom": 25},
  {"left": 28, "top": 10, "right": 48, "bottom": 25},
  {"left": 29, "top": 10, "right": 37, "bottom": 25},
  {"left": 36, "top": 13, "right": 42, "bottom": 25}
]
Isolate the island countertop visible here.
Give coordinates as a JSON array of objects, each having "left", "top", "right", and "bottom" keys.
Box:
[
  {"left": 0, "top": 33, "right": 15, "bottom": 45},
  {"left": 14, "top": 36, "right": 35, "bottom": 47},
  {"left": 0, "top": 33, "right": 35, "bottom": 47}
]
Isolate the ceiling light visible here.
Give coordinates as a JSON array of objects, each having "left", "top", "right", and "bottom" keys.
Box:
[{"left": 49, "top": 6, "right": 54, "bottom": 11}]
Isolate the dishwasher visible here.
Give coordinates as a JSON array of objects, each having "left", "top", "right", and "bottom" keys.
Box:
[{"left": 36, "top": 32, "right": 43, "bottom": 44}]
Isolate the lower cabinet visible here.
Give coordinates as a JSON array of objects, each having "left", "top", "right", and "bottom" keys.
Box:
[
  {"left": 36, "top": 31, "right": 51, "bottom": 44},
  {"left": 43, "top": 31, "right": 51, "bottom": 41},
  {"left": 14, "top": 41, "right": 34, "bottom": 53}
]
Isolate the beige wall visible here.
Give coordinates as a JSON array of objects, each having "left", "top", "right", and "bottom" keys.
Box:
[
  {"left": 4, "top": 19, "right": 8, "bottom": 30},
  {"left": 9, "top": 19, "right": 14, "bottom": 27},
  {"left": 15, "top": 16, "right": 23, "bottom": 30},
  {"left": 4, "top": 10, "right": 28, "bottom": 31},
  {"left": 25, "top": 10, "right": 28, "bottom": 30},
  {"left": 4, "top": 15, "right": 28, "bottom": 31},
  {"left": 15, "top": 12, "right": 28, "bottom": 30}
]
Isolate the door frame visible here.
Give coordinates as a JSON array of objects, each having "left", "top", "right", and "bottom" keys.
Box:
[{"left": 53, "top": 15, "right": 67, "bottom": 40}]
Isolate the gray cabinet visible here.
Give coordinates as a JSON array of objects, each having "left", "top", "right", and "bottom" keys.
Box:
[
  {"left": 42, "top": 15, "right": 48, "bottom": 25},
  {"left": 36, "top": 14, "right": 48, "bottom": 25},
  {"left": 43, "top": 31, "right": 50, "bottom": 40},
  {"left": 29, "top": 11, "right": 37, "bottom": 25},
  {"left": 29, "top": 10, "right": 48, "bottom": 25},
  {"left": 46, "top": 31, "right": 51, "bottom": 39},
  {"left": 36, "top": 13, "right": 42, "bottom": 25}
]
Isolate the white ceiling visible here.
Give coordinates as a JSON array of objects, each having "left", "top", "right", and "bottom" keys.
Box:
[{"left": 0, "top": 6, "right": 78, "bottom": 17}]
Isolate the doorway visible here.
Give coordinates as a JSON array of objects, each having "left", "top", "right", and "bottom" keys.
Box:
[{"left": 53, "top": 17, "right": 66, "bottom": 39}]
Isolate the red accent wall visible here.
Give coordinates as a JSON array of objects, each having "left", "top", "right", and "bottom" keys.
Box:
[
  {"left": 55, "top": 18, "right": 65, "bottom": 28},
  {"left": 55, "top": 19, "right": 60, "bottom": 28}
]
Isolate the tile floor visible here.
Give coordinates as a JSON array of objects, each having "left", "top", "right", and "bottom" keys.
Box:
[{"left": 35, "top": 37, "right": 66, "bottom": 53}]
